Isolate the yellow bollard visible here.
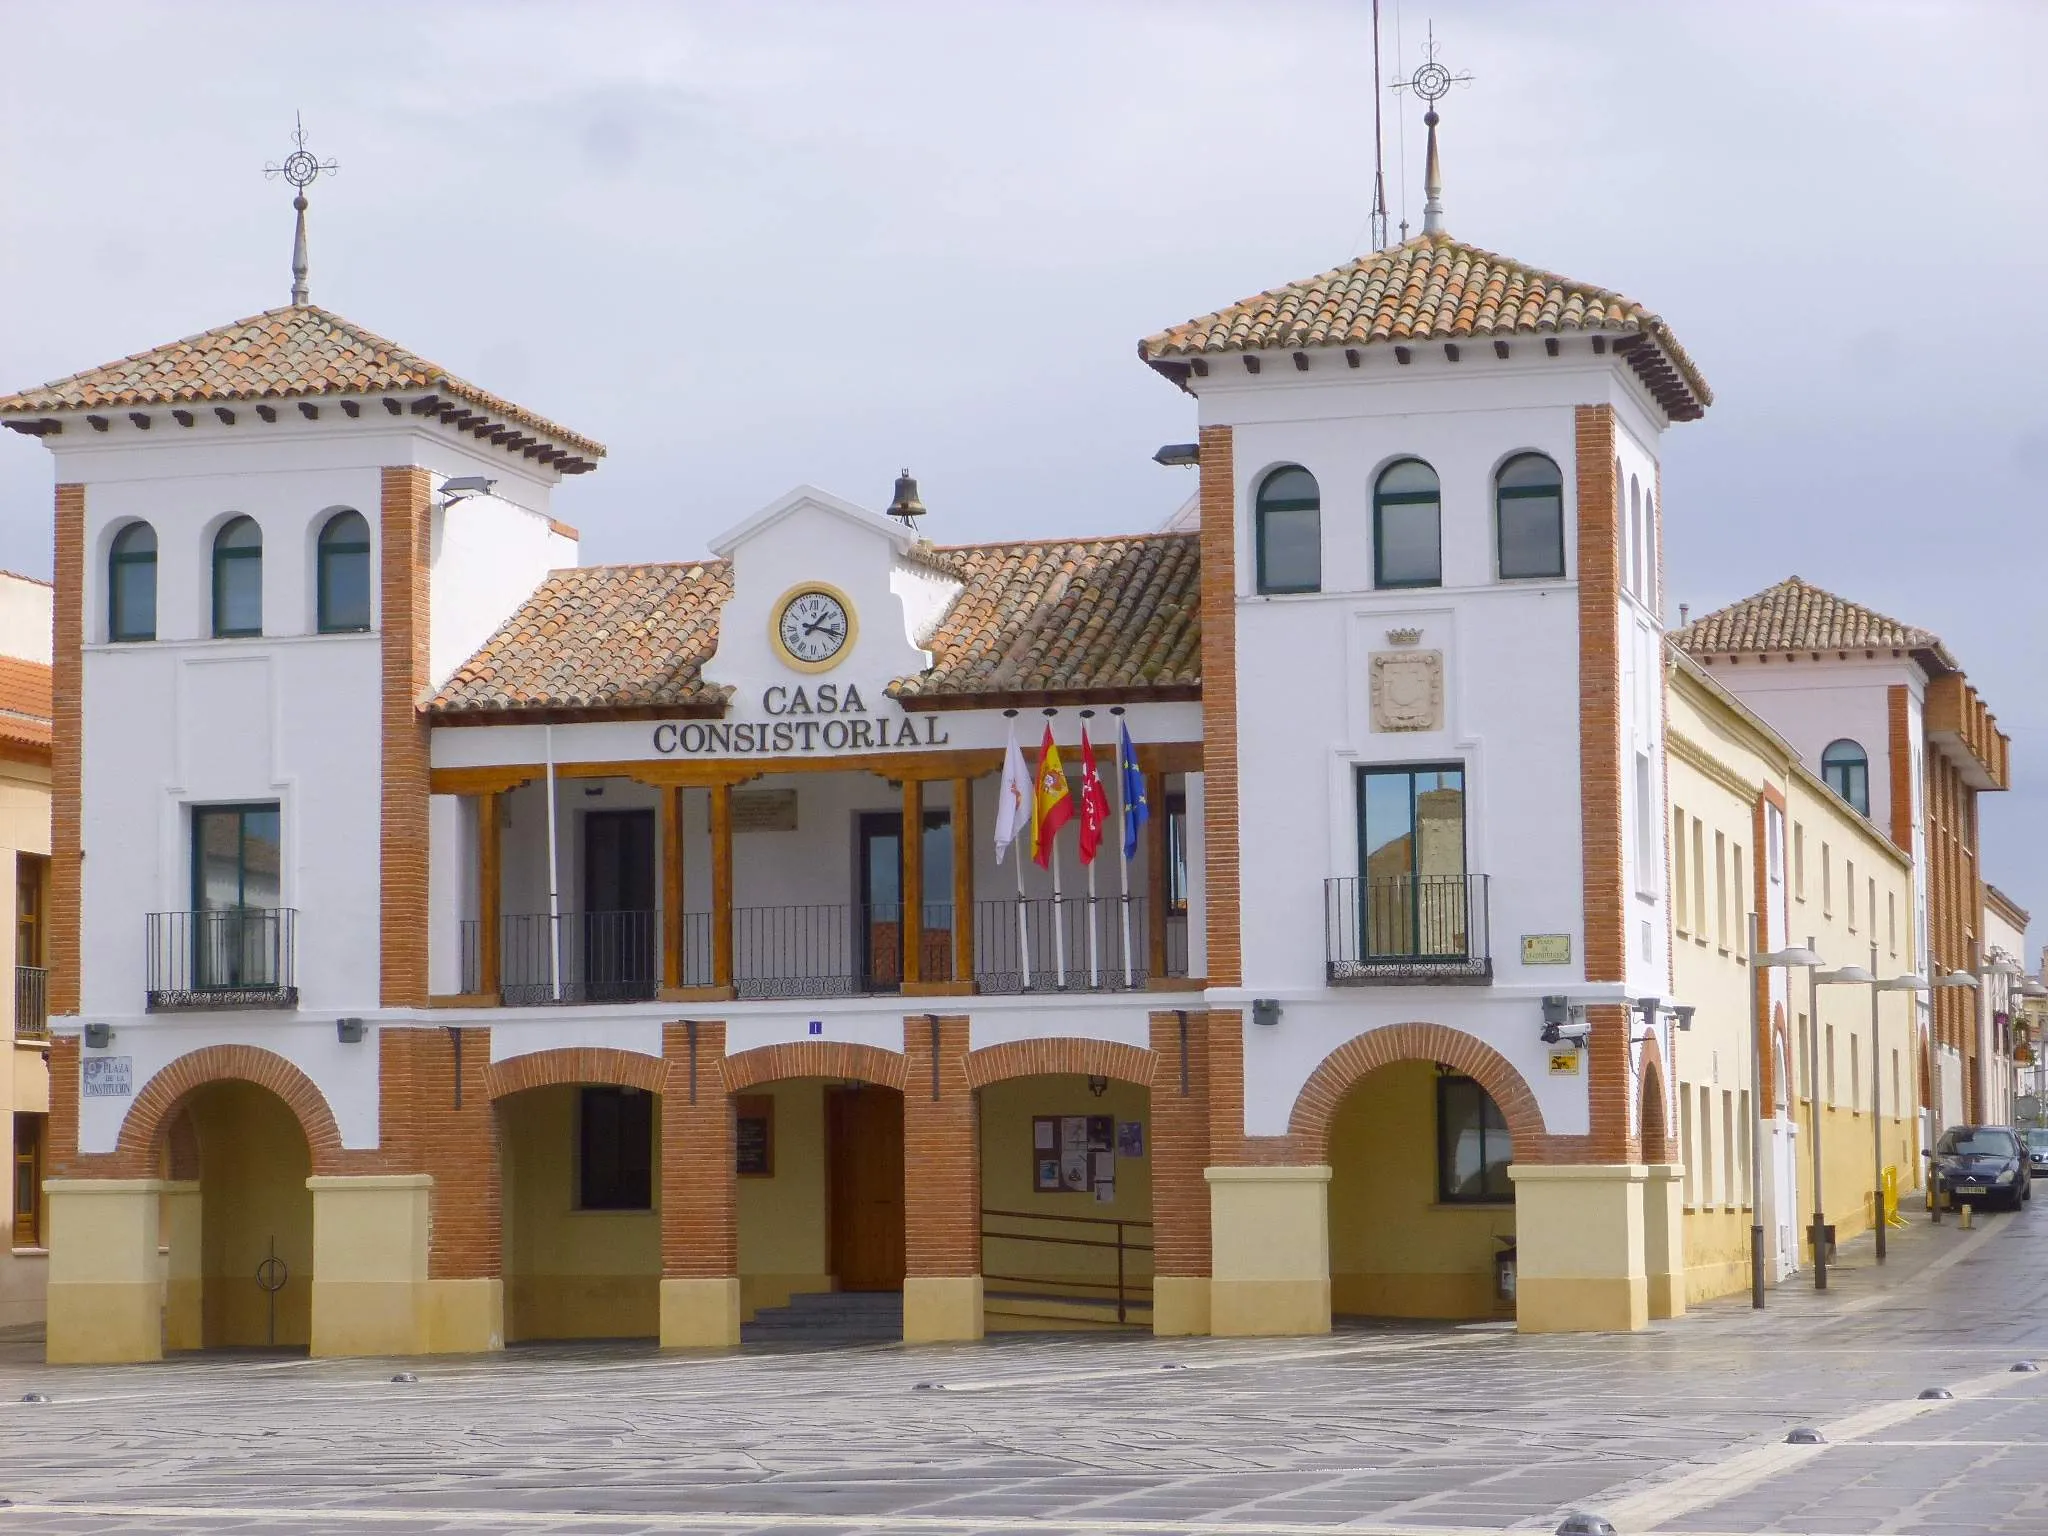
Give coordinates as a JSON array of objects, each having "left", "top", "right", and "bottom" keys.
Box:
[{"left": 1960, "top": 1202, "right": 1974, "bottom": 1230}]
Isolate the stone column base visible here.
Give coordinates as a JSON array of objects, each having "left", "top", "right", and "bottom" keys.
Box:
[
  {"left": 309, "top": 1175, "right": 432, "bottom": 1358},
  {"left": 904, "top": 1275, "right": 984, "bottom": 1343},
  {"left": 1642, "top": 1163, "right": 1686, "bottom": 1320},
  {"left": 1151, "top": 1275, "right": 1211, "bottom": 1337},
  {"left": 422, "top": 1278, "right": 503, "bottom": 1353},
  {"left": 1207, "top": 1165, "right": 1332, "bottom": 1337},
  {"left": 1509, "top": 1162, "right": 1649, "bottom": 1333},
  {"left": 45, "top": 1179, "right": 163, "bottom": 1364},
  {"left": 660, "top": 1276, "right": 741, "bottom": 1348}
]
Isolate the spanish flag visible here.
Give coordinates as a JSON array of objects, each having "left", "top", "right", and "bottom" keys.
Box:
[{"left": 1031, "top": 725, "right": 1074, "bottom": 869}]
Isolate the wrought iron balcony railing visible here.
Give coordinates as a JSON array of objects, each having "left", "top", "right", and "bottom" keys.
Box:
[
  {"left": 1324, "top": 874, "right": 1491, "bottom": 985},
  {"left": 14, "top": 965, "right": 47, "bottom": 1041},
  {"left": 145, "top": 909, "right": 299, "bottom": 1011}
]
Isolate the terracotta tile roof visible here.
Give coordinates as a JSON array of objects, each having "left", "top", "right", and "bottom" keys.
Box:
[
  {"left": 428, "top": 533, "right": 1202, "bottom": 718},
  {"left": 0, "top": 305, "right": 605, "bottom": 459},
  {"left": 1672, "top": 576, "right": 1957, "bottom": 671},
  {"left": 0, "top": 656, "right": 53, "bottom": 753},
  {"left": 431, "top": 562, "right": 734, "bottom": 717},
  {"left": 1139, "top": 232, "right": 1709, "bottom": 421}
]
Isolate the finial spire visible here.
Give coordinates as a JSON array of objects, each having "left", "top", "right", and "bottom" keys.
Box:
[
  {"left": 1391, "top": 23, "right": 1470, "bottom": 241},
  {"left": 265, "top": 114, "right": 338, "bottom": 307}
]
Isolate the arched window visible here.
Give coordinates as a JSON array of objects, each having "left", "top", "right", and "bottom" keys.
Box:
[
  {"left": 1822, "top": 740, "right": 1870, "bottom": 818},
  {"left": 212, "top": 515, "right": 263, "bottom": 638},
  {"left": 1644, "top": 487, "right": 1658, "bottom": 611},
  {"left": 316, "top": 510, "right": 373, "bottom": 632},
  {"left": 108, "top": 522, "right": 158, "bottom": 642},
  {"left": 1254, "top": 466, "right": 1320, "bottom": 594},
  {"left": 1629, "top": 474, "right": 1645, "bottom": 599},
  {"left": 1495, "top": 453, "right": 1565, "bottom": 579},
  {"left": 1374, "top": 458, "right": 1441, "bottom": 588}
]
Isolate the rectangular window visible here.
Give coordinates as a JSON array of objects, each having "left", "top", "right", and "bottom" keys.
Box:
[
  {"left": 1826, "top": 1024, "right": 1836, "bottom": 1107},
  {"left": 1794, "top": 823, "right": 1806, "bottom": 900},
  {"left": 1164, "top": 791, "right": 1188, "bottom": 912},
  {"left": 1435, "top": 1075, "right": 1511, "bottom": 1203},
  {"left": 1714, "top": 830, "right": 1728, "bottom": 952},
  {"left": 1822, "top": 844, "right": 1833, "bottom": 915},
  {"left": 1888, "top": 892, "right": 1897, "bottom": 956},
  {"left": 1869, "top": 878, "right": 1877, "bottom": 946},
  {"left": 1673, "top": 807, "right": 1690, "bottom": 934},
  {"left": 1692, "top": 818, "right": 1706, "bottom": 941},
  {"left": 1797, "top": 1012, "right": 1810, "bottom": 1100},
  {"left": 1634, "top": 753, "right": 1656, "bottom": 896},
  {"left": 12, "top": 1113, "right": 44, "bottom": 1248},
  {"left": 1847, "top": 860, "right": 1856, "bottom": 931},
  {"left": 1734, "top": 844, "right": 1748, "bottom": 957},
  {"left": 1357, "top": 765, "right": 1467, "bottom": 961},
  {"left": 1738, "top": 1089, "right": 1753, "bottom": 1207},
  {"left": 1697, "top": 1084, "right": 1715, "bottom": 1206},
  {"left": 1891, "top": 1050, "right": 1901, "bottom": 1118},
  {"left": 16, "top": 852, "right": 46, "bottom": 967},
  {"left": 190, "top": 802, "right": 284, "bottom": 992},
  {"left": 1768, "top": 807, "right": 1783, "bottom": 885},
  {"left": 1722, "top": 1090, "right": 1736, "bottom": 1206},
  {"left": 578, "top": 1086, "right": 653, "bottom": 1210},
  {"left": 1680, "top": 1085, "right": 1696, "bottom": 1207},
  {"left": 1851, "top": 1035, "right": 1861, "bottom": 1112}
]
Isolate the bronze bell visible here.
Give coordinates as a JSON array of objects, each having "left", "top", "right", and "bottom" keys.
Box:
[{"left": 886, "top": 467, "right": 926, "bottom": 527}]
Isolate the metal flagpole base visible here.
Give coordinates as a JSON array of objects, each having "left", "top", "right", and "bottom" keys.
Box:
[
  {"left": 1749, "top": 1223, "right": 1766, "bottom": 1308},
  {"left": 1874, "top": 1186, "right": 1888, "bottom": 1262}
]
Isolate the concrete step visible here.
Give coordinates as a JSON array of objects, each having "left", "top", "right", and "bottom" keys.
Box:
[
  {"left": 983, "top": 1289, "right": 1151, "bottom": 1333},
  {"left": 743, "top": 1288, "right": 904, "bottom": 1344}
]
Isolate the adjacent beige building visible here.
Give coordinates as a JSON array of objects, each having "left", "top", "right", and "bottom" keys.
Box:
[
  {"left": 1667, "top": 647, "right": 1917, "bottom": 1305},
  {"left": 0, "top": 570, "right": 53, "bottom": 1331}
]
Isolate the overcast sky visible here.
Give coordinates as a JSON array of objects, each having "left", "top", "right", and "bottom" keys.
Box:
[{"left": 3, "top": 1, "right": 2044, "bottom": 923}]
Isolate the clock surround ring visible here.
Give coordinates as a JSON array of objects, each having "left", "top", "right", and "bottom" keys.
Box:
[{"left": 767, "top": 580, "right": 859, "bottom": 674}]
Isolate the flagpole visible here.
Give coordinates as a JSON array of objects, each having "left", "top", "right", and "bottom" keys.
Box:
[
  {"left": 1004, "top": 710, "right": 1033, "bottom": 991},
  {"left": 1113, "top": 707, "right": 1136, "bottom": 989},
  {"left": 1046, "top": 709, "right": 1068, "bottom": 990},
  {"left": 1082, "top": 711, "right": 1101, "bottom": 990}
]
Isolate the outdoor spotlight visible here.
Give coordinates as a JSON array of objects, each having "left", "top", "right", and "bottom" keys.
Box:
[
  {"left": 336, "top": 1017, "right": 366, "bottom": 1044},
  {"left": 439, "top": 475, "right": 497, "bottom": 503},
  {"left": 1086, "top": 1075, "right": 1110, "bottom": 1099},
  {"left": 1539, "top": 996, "right": 1590, "bottom": 1047},
  {"left": 1251, "top": 998, "right": 1282, "bottom": 1028},
  {"left": 1670, "top": 1004, "right": 1696, "bottom": 1031},
  {"left": 1152, "top": 442, "right": 1200, "bottom": 467},
  {"left": 83, "top": 1022, "right": 113, "bottom": 1049}
]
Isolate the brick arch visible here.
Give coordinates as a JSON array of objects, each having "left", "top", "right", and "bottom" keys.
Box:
[
  {"left": 483, "top": 1046, "right": 665, "bottom": 1102},
  {"left": 722, "top": 1040, "right": 908, "bottom": 1094},
  {"left": 114, "top": 1045, "right": 346, "bottom": 1176},
  {"left": 1638, "top": 1036, "right": 1672, "bottom": 1164},
  {"left": 963, "top": 1037, "right": 1156, "bottom": 1091},
  {"left": 164, "top": 1108, "right": 201, "bottom": 1181},
  {"left": 1288, "top": 1022, "right": 1547, "bottom": 1161}
]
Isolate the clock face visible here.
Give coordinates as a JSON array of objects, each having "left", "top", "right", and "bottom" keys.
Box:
[{"left": 777, "top": 588, "right": 851, "bottom": 667}]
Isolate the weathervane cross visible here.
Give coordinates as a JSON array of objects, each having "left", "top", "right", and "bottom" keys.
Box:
[
  {"left": 264, "top": 113, "right": 338, "bottom": 307},
  {"left": 1389, "top": 23, "right": 1470, "bottom": 239}
]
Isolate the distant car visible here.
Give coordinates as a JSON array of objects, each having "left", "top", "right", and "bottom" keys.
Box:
[
  {"left": 2027, "top": 1128, "right": 2048, "bottom": 1179},
  {"left": 1930, "top": 1126, "right": 2031, "bottom": 1211}
]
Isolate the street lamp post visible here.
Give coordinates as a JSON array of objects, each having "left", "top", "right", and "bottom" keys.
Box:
[
  {"left": 1818, "top": 943, "right": 1927, "bottom": 1266},
  {"left": 1749, "top": 918, "right": 1822, "bottom": 1308},
  {"left": 1808, "top": 943, "right": 1869, "bottom": 1292}
]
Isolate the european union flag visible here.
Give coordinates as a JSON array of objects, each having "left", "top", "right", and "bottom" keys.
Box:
[{"left": 1119, "top": 719, "right": 1149, "bottom": 860}]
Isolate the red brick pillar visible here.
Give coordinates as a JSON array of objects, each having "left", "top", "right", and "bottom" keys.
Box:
[
  {"left": 660, "top": 1020, "right": 738, "bottom": 1347},
  {"left": 1149, "top": 1009, "right": 1212, "bottom": 1335},
  {"left": 903, "top": 1013, "right": 981, "bottom": 1341}
]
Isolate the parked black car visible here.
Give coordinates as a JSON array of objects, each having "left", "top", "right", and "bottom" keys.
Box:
[
  {"left": 1930, "top": 1126, "right": 2032, "bottom": 1211},
  {"left": 2026, "top": 1128, "right": 2048, "bottom": 1178}
]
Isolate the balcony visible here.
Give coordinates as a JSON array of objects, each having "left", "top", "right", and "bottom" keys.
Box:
[
  {"left": 1324, "top": 875, "right": 1491, "bottom": 985},
  {"left": 14, "top": 965, "right": 47, "bottom": 1041},
  {"left": 145, "top": 909, "right": 299, "bottom": 1011},
  {"left": 462, "top": 897, "right": 1189, "bottom": 1006}
]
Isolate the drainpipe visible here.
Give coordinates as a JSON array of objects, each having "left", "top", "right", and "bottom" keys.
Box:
[{"left": 545, "top": 723, "right": 562, "bottom": 1002}]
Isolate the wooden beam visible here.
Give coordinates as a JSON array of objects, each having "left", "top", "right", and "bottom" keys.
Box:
[
  {"left": 952, "top": 776, "right": 975, "bottom": 989},
  {"left": 383, "top": 398, "right": 404, "bottom": 416},
  {"left": 127, "top": 412, "right": 150, "bottom": 430},
  {"left": 1394, "top": 346, "right": 1412, "bottom": 365},
  {"left": 256, "top": 404, "right": 277, "bottom": 422},
  {"left": 1190, "top": 358, "right": 1208, "bottom": 377},
  {"left": 3, "top": 419, "right": 62, "bottom": 437},
  {"left": 429, "top": 764, "right": 543, "bottom": 796},
  {"left": 478, "top": 791, "right": 502, "bottom": 998},
  {"left": 662, "top": 785, "right": 685, "bottom": 990},
  {"left": 1145, "top": 768, "right": 1168, "bottom": 983},
  {"left": 340, "top": 399, "right": 360, "bottom": 419},
  {"left": 1590, "top": 334, "right": 1608, "bottom": 355},
  {"left": 1544, "top": 337, "right": 1560, "bottom": 357},
  {"left": 1443, "top": 343, "right": 1460, "bottom": 363},
  {"left": 1345, "top": 348, "right": 1361, "bottom": 368},
  {"left": 171, "top": 409, "right": 194, "bottom": 427},
  {"left": 710, "top": 780, "right": 734, "bottom": 992},
  {"left": 1242, "top": 355, "right": 1260, "bottom": 375},
  {"left": 298, "top": 401, "right": 320, "bottom": 420},
  {"left": 409, "top": 395, "right": 442, "bottom": 415},
  {"left": 1291, "top": 351, "right": 1309, "bottom": 372},
  {"left": 87, "top": 416, "right": 108, "bottom": 433},
  {"left": 213, "top": 406, "right": 236, "bottom": 425},
  {"left": 1493, "top": 339, "right": 1510, "bottom": 359},
  {"left": 901, "top": 777, "right": 923, "bottom": 986}
]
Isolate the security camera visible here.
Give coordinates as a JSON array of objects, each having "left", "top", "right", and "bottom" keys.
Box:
[{"left": 1541, "top": 1019, "right": 1593, "bottom": 1047}]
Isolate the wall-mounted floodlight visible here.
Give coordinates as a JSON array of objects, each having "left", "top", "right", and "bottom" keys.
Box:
[
  {"left": 83, "top": 1022, "right": 113, "bottom": 1049},
  {"left": 1251, "top": 998, "right": 1282, "bottom": 1028},
  {"left": 1152, "top": 443, "right": 1199, "bottom": 467},
  {"left": 336, "top": 1017, "right": 366, "bottom": 1044},
  {"left": 440, "top": 475, "right": 497, "bottom": 504}
]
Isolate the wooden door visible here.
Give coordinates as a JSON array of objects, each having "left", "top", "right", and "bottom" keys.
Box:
[{"left": 827, "top": 1088, "right": 906, "bottom": 1290}]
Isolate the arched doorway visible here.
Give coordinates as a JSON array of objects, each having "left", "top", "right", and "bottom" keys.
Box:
[
  {"left": 171, "top": 1080, "right": 316, "bottom": 1350},
  {"left": 1290, "top": 1025, "right": 1543, "bottom": 1324},
  {"left": 967, "top": 1040, "right": 1156, "bottom": 1332},
  {"left": 724, "top": 1042, "right": 909, "bottom": 1343}
]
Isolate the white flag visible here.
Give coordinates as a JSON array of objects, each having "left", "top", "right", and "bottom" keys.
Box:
[{"left": 993, "top": 719, "right": 1031, "bottom": 864}]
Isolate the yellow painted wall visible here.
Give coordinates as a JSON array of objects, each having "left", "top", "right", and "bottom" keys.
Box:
[
  {"left": 978, "top": 1076, "right": 1152, "bottom": 1296},
  {"left": 0, "top": 761, "right": 52, "bottom": 1328},
  {"left": 500, "top": 1085, "right": 660, "bottom": 1341},
  {"left": 736, "top": 1079, "right": 832, "bottom": 1317},
  {"left": 1327, "top": 1059, "right": 1512, "bottom": 1320},
  {"left": 189, "top": 1080, "right": 314, "bottom": 1348}
]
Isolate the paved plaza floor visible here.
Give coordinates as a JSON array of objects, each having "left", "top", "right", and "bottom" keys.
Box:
[{"left": 2, "top": 1206, "right": 2045, "bottom": 1536}]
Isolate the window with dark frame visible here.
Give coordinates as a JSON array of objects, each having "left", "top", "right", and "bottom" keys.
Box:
[
  {"left": 13, "top": 1114, "right": 45, "bottom": 1248},
  {"left": 316, "top": 509, "right": 373, "bottom": 633},
  {"left": 1373, "top": 458, "right": 1442, "bottom": 588},
  {"left": 1254, "top": 465, "right": 1321, "bottom": 594},
  {"left": 1165, "top": 791, "right": 1188, "bottom": 912},
  {"left": 1436, "top": 1075, "right": 1512, "bottom": 1203},
  {"left": 108, "top": 521, "right": 158, "bottom": 642},
  {"left": 211, "top": 515, "right": 263, "bottom": 638},
  {"left": 1495, "top": 453, "right": 1566, "bottom": 580},
  {"left": 578, "top": 1086, "right": 653, "bottom": 1210},
  {"left": 1821, "top": 739, "right": 1870, "bottom": 818}
]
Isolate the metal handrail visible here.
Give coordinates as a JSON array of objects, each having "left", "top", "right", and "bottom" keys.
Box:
[
  {"left": 980, "top": 1205, "right": 1154, "bottom": 1324},
  {"left": 144, "top": 908, "right": 298, "bottom": 1011}
]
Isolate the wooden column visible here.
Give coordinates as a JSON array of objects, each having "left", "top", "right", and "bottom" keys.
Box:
[
  {"left": 1145, "top": 769, "right": 1169, "bottom": 983},
  {"left": 710, "top": 781, "right": 734, "bottom": 993},
  {"left": 662, "top": 786, "right": 685, "bottom": 990},
  {"left": 952, "top": 778, "right": 975, "bottom": 988},
  {"left": 478, "top": 791, "right": 501, "bottom": 998},
  {"left": 901, "top": 777, "right": 924, "bottom": 985}
]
